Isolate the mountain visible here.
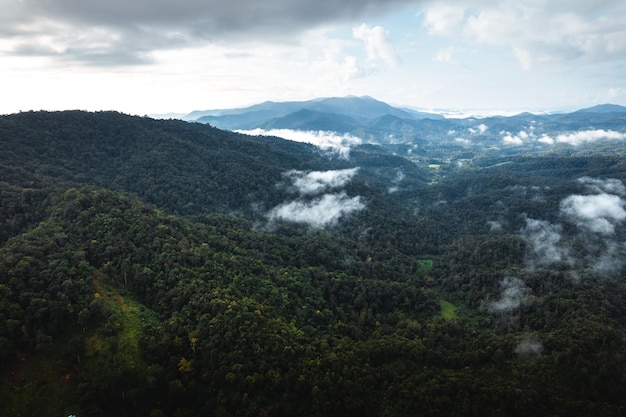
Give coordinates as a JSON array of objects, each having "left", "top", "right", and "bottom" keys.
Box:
[
  {"left": 259, "top": 109, "right": 360, "bottom": 132},
  {"left": 2, "top": 110, "right": 626, "bottom": 416},
  {"left": 191, "top": 96, "right": 443, "bottom": 130},
  {"left": 187, "top": 100, "right": 309, "bottom": 129},
  {"left": 300, "top": 96, "right": 421, "bottom": 120},
  {"left": 185, "top": 98, "right": 626, "bottom": 158},
  {"left": 185, "top": 99, "right": 307, "bottom": 120},
  {"left": 574, "top": 103, "right": 626, "bottom": 114}
]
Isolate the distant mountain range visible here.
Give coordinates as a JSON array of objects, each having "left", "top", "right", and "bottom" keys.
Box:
[
  {"left": 182, "top": 96, "right": 442, "bottom": 128},
  {"left": 173, "top": 97, "right": 626, "bottom": 151}
]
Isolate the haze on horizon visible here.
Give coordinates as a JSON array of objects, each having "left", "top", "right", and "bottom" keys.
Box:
[{"left": 1, "top": 0, "right": 626, "bottom": 115}]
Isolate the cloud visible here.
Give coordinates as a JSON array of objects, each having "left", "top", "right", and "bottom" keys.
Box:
[
  {"left": 388, "top": 170, "right": 406, "bottom": 193},
  {"left": 352, "top": 24, "right": 400, "bottom": 67},
  {"left": 592, "top": 241, "right": 626, "bottom": 275},
  {"left": 538, "top": 134, "right": 555, "bottom": 145},
  {"left": 520, "top": 218, "right": 571, "bottom": 267},
  {"left": 519, "top": 178, "right": 626, "bottom": 275},
  {"left": 282, "top": 168, "right": 360, "bottom": 195},
  {"left": 550, "top": 129, "right": 626, "bottom": 146},
  {"left": 239, "top": 128, "right": 362, "bottom": 159},
  {"left": 487, "top": 220, "right": 503, "bottom": 232},
  {"left": 557, "top": 179, "right": 626, "bottom": 273},
  {"left": 1, "top": 15, "right": 186, "bottom": 66},
  {"left": 578, "top": 177, "right": 626, "bottom": 196},
  {"left": 502, "top": 133, "right": 524, "bottom": 145},
  {"left": 23, "top": 0, "right": 419, "bottom": 32},
  {"left": 422, "top": 0, "right": 626, "bottom": 69},
  {"left": 500, "top": 128, "right": 533, "bottom": 145},
  {"left": 560, "top": 194, "right": 626, "bottom": 235},
  {"left": 266, "top": 166, "right": 365, "bottom": 228},
  {"left": 433, "top": 46, "right": 458, "bottom": 63},
  {"left": 267, "top": 192, "right": 365, "bottom": 228},
  {"left": 309, "top": 38, "right": 365, "bottom": 83},
  {"left": 423, "top": 5, "right": 466, "bottom": 37},
  {"left": 1, "top": 0, "right": 418, "bottom": 66},
  {"left": 454, "top": 138, "right": 471, "bottom": 145},
  {"left": 489, "top": 276, "right": 530, "bottom": 314},
  {"left": 468, "top": 124, "right": 488, "bottom": 135},
  {"left": 307, "top": 23, "right": 400, "bottom": 84},
  {"left": 514, "top": 335, "right": 543, "bottom": 358},
  {"left": 500, "top": 128, "right": 626, "bottom": 147}
]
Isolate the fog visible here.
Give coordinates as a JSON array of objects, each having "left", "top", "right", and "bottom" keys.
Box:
[{"left": 266, "top": 167, "right": 364, "bottom": 228}]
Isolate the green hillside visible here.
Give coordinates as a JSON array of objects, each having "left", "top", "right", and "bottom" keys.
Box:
[{"left": 1, "top": 111, "right": 625, "bottom": 416}]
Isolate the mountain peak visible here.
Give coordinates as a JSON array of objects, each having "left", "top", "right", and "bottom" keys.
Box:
[{"left": 575, "top": 103, "right": 626, "bottom": 113}]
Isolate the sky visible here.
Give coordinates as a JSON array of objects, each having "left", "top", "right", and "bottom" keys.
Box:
[{"left": 2, "top": 0, "right": 626, "bottom": 115}]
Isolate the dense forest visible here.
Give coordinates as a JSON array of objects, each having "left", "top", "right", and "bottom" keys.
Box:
[{"left": 1, "top": 111, "right": 626, "bottom": 416}]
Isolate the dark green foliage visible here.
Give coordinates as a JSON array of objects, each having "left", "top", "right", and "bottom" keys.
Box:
[
  {"left": 0, "top": 111, "right": 340, "bottom": 216},
  {"left": 1, "top": 111, "right": 625, "bottom": 416}
]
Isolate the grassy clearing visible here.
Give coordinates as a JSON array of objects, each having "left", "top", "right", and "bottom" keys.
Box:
[
  {"left": 87, "top": 275, "right": 157, "bottom": 373},
  {"left": 439, "top": 300, "right": 458, "bottom": 321},
  {"left": 417, "top": 259, "right": 434, "bottom": 271}
]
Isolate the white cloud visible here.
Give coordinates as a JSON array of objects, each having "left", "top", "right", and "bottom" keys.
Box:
[
  {"left": 607, "top": 86, "right": 626, "bottom": 101},
  {"left": 550, "top": 129, "right": 626, "bottom": 146},
  {"left": 516, "top": 178, "right": 626, "bottom": 276},
  {"left": 521, "top": 218, "right": 571, "bottom": 266},
  {"left": 433, "top": 46, "right": 457, "bottom": 63},
  {"left": 423, "top": 5, "right": 466, "bottom": 37},
  {"left": 489, "top": 276, "right": 529, "bottom": 314},
  {"left": 309, "top": 37, "right": 364, "bottom": 83},
  {"left": 388, "top": 170, "right": 405, "bottom": 193},
  {"left": 578, "top": 177, "right": 626, "bottom": 196},
  {"left": 352, "top": 24, "right": 400, "bottom": 67},
  {"left": 266, "top": 166, "right": 365, "bottom": 228},
  {"left": 514, "top": 335, "right": 543, "bottom": 358},
  {"left": 308, "top": 23, "right": 399, "bottom": 84},
  {"left": 592, "top": 241, "right": 626, "bottom": 275},
  {"left": 487, "top": 220, "right": 503, "bottom": 232},
  {"left": 538, "top": 134, "right": 554, "bottom": 145},
  {"left": 501, "top": 128, "right": 534, "bottom": 145},
  {"left": 422, "top": 0, "right": 626, "bottom": 69},
  {"left": 567, "top": 179, "right": 626, "bottom": 273},
  {"left": 267, "top": 192, "right": 365, "bottom": 228},
  {"left": 500, "top": 128, "right": 626, "bottom": 147},
  {"left": 502, "top": 132, "right": 524, "bottom": 145},
  {"left": 239, "top": 128, "right": 362, "bottom": 159},
  {"left": 468, "top": 123, "right": 488, "bottom": 135},
  {"left": 282, "top": 168, "right": 360, "bottom": 195},
  {"left": 560, "top": 193, "right": 626, "bottom": 235}
]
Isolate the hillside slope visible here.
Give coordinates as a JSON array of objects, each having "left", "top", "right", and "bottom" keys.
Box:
[{"left": 0, "top": 111, "right": 430, "bottom": 219}]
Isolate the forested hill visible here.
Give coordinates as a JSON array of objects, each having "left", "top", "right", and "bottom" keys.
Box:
[
  {"left": 0, "top": 111, "right": 427, "bottom": 218},
  {"left": 0, "top": 110, "right": 329, "bottom": 216},
  {"left": 1, "top": 111, "right": 626, "bottom": 416}
]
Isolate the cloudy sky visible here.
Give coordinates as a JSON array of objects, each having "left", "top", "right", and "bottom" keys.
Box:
[{"left": 2, "top": 0, "right": 626, "bottom": 115}]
